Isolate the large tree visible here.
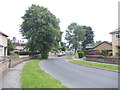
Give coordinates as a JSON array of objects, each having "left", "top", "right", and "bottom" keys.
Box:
[
  {"left": 65, "top": 23, "right": 85, "bottom": 53},
  {"left": 81, "top": 26, "right": 94, "bottom": 50},
  {"left": 20, "top": 4, "right": 61, "bottom": 59}
]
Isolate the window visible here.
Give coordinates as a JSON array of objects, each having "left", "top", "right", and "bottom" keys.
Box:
[
  {"left": 0, "top": 47, "right": 3, "bottom": 54},
  {"left": 116, "top": 32, "right": 120, "bottom": 39}
]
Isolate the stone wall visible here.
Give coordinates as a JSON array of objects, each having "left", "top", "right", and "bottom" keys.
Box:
[
  {"left": 0, "top": 56, "right": 33, "bottom": 77},
  {"left": 86, "top": 55, "right": 120, "bottom": 65}
]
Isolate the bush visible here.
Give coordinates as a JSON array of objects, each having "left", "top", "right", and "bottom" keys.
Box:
[
  {"left": 19, "top": 51, "right": 31, "bottom": 55},
  {"left": 81, "top": 50, "right": 88, "bottom": 55},
  {"left": 82, "top": 50, "right": 100, "bottom": 56},
  {"left": 18, "top": 51, "right": 40, "bottom": 55},
  {"left": 108, "top": 52, "right": 112, "bottom": 56},
  {"left": 86, "top": 55, "right": 103, "bottom": 58},
  {"left": 78, "top": 52, "right": 84, "bottom": 58},
  {"left": 116, "top": 50, "right": 120, "bottom": 56},
  {"left": 88, "top": 51, "right": 100, "bottom": 55},
  {"left": 100, "top": 49, "right": 112, "bottom": 56}
]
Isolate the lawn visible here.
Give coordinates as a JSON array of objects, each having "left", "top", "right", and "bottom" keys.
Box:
[
  {"left": 70, "top": 60, "right": 120, "bottom": 71},
  {"left": 21, "top": 60, "right": 67, "bottom": 88},
  {"left": 66, "top": 54, "right": 75, "bottom": 59}
]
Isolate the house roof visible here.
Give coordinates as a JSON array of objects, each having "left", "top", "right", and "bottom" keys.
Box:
[
  {"left": 0, "top": 44, "right": 4, "bottom": 47},
  {"left": 93, "top": 41, "right": 112, "bottom": 49},
  {"left": 0, "top": 31, "right": 8, "bottom": 37},
  {"left": 109, "top": 28, "right": 120, "bottom": 34}
]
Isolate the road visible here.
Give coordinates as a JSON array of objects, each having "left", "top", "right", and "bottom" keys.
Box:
[{"left": 40, "top": 54, "right": 118, "bottom": 88}]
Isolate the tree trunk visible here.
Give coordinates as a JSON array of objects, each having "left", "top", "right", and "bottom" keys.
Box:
[{"left": 41, "top": 52, "right": 48, "bottom": 59}]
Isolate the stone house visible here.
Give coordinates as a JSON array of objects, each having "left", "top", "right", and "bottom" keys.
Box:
[
  {"left": 93, "top": 41, "right": 112, "bottom": 50},
  {"left": 110, "top": 28, "right": 120, "bottom": 56},
  {"left": 0, "top": 31, "right": 8, "bottom": 56}
]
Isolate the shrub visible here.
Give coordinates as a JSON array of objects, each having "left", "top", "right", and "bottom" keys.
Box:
[
  {"left": 108, "top": 52, "right": 112, "bottom": 56},
  {"left": 88, "top": 51, "right": 100, "bottom": 55},
  {"left": 78, "top": 52, "right": 84, "bottom": 58},
  {"left": 18, "top": 51, "right": 40, "bottom": 55},
  {"left": 82, "top": 50, "right": 101, "bottom": 56},
  {"left": 82, "top": 50, "right": 88, "bottom": 55},
  {"left": 100, "top": 49, "right": 112, "bottom": 56},
  {"left": 116, "top": 50, "right": 120, "bottom": 56},
  {"left": 18, "top": 51, "right": 30, "bottom": 55},
  {"left": 86, "top": 55, "right": 103, "bottom": 58}
]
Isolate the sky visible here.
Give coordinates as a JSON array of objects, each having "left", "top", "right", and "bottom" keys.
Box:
[{"left": 0, "top": 0, "right": 119, "bottom": 42}]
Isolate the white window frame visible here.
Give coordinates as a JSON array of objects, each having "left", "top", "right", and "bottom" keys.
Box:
[{"left": 116, "top": 32, "right": 120, "bottom": 40}]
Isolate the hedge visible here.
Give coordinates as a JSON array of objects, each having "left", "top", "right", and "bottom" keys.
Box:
[
  {"left": 15, "top": 51, "right": 40, "bottom": 55},
  {"left": 81, "top": 49, "right": 112, "bottom": 56},
  {"left": 78, "top": 52, "right": 84, "bottom": 58}
]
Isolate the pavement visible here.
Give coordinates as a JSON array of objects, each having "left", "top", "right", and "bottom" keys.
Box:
[
  {"left": 0, "top": 60, "right": 32, "bottom": 89},
  {"left": 40, "top": 55, "right": 119, "bottom": 88}
]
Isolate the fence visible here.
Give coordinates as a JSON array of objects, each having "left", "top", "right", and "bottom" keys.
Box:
[
  {"left": 86, "top": 55, "right": 120, "bottom": 65},
  {"left": 0, "top": 55, "right": 39, "bottom": 77}
]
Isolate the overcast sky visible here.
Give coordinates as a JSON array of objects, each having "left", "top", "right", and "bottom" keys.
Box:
[{"left": 0, "top": 0, "right": 119, "bottom": 42}]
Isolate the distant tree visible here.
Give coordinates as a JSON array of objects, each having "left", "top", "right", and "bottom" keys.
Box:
[
  {"left": 95, "top": 40, "right": 102, "bottom": 46},
  {"left": 20, "top": 4, "right": 61, "bottom": 59},
  {"left": 7, "top": 39, "right": 14, "bottom": 55},
  {"left": 81, "top": 26, "right": 94, "bottom": 50},
  {"left": 65, "top": 23, "right": 85, "bottom": 53},
  {"left": 60, "top": 42, "right": 66, "bottom": 51}
]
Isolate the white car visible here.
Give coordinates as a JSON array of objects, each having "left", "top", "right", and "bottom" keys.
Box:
[
  {"left": 58, "top": 52, "right": 63, "bottom": 57},
  {"left": 61, "top": 51, "right": 65, "bottom": 55}
]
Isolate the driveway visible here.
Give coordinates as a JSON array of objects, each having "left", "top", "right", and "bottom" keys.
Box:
[{"left": 40, "top": 55, "right": 118, "bottom": 88}]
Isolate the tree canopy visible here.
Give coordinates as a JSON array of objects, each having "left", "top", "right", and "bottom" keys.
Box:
[
  {"left": 65, "top": 23, "right": 94, "bottom": 52},
  {"left": 65, "top": 23, "right": 85, "bottom": 53},
  {"left": 7, "top": 39, "right": 14, "bottom": 55},
  {"left": 81, "top": 26, "right": 94, "bottom": 50},
  {"left": 20, "top": 4, "right": 61, "bottom": 59}
]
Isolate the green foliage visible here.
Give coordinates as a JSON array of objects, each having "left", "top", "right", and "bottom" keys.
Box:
[
  {"left": 81, "top": 26, "right": 94, "bottom": 50},
  {"left": 21, "top": 60, "right": 67, "bottom": 88},
  {"left": 116, "top": 50, "right": 120, "bottom": 56},
  {"left": 81, "top": 49, "right": 112, "bottom": 56},
  {"left": 7, "top": 39, "right": 14, "bottom": 55},
  {"left": 108, "top": 51, "right": 112, "bottom": 56},
  {"left": 20, "top": 4, "right": 61, "bottom": 59},
  {"left": 81, "top": 49, "right": 100, "bottom": 56},
  {"left": 93, "top": 40, "right": 102, "bottom": 46},
  {"left": 86, "top": 55, "right": 103, "bottom": 58},
  {"left": 18, "top": 51, "right": 40, "bottom": 55},
  {"left": 100, "top": 49, "right": 112, "bottom": 56},
  {"left": 65, "top": 23, "right": 85, "bottom": 53},
  {"left": 78, "top": 52, "right": 84, "bottom": 58}
]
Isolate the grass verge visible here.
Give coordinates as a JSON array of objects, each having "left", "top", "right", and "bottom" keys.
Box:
[
  {"left": 66, "top": 54, "right": 75, "bottom": 59},
  {"left": 21, "top": 60, "right": 67, "bottom": 88},
  {"left": 70, "top": 60, "right": 120, "bottom": 71}
]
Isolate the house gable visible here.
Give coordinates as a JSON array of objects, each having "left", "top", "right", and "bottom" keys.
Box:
[{"left": 93, "top": 42, "right": 112, "bottom": 50}]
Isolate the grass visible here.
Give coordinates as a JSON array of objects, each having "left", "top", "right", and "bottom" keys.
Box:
[
  {"left": 66, "top": 54, "right": 75, "bottom": 59},
  {"left": 21, "top": 60, "right": 67, "bottom": 88},
  {"left": 65, "top": 50, "right": 71, "bottom": 53},
  {"left": 70, "top": 60, "right": 120, "bottom": 71}
]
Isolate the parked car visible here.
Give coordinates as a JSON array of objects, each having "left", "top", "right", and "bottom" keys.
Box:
[
  {"left": 58, "top": 52, "right": 63, "bottom": 57},
  {"left": 61, "top": 51, "right": 65, "bottom": 55}
]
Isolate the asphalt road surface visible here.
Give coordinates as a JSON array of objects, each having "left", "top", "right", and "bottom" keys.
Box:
[{"left": 40, "top": 55, "right": 118, "bottom": 88}]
